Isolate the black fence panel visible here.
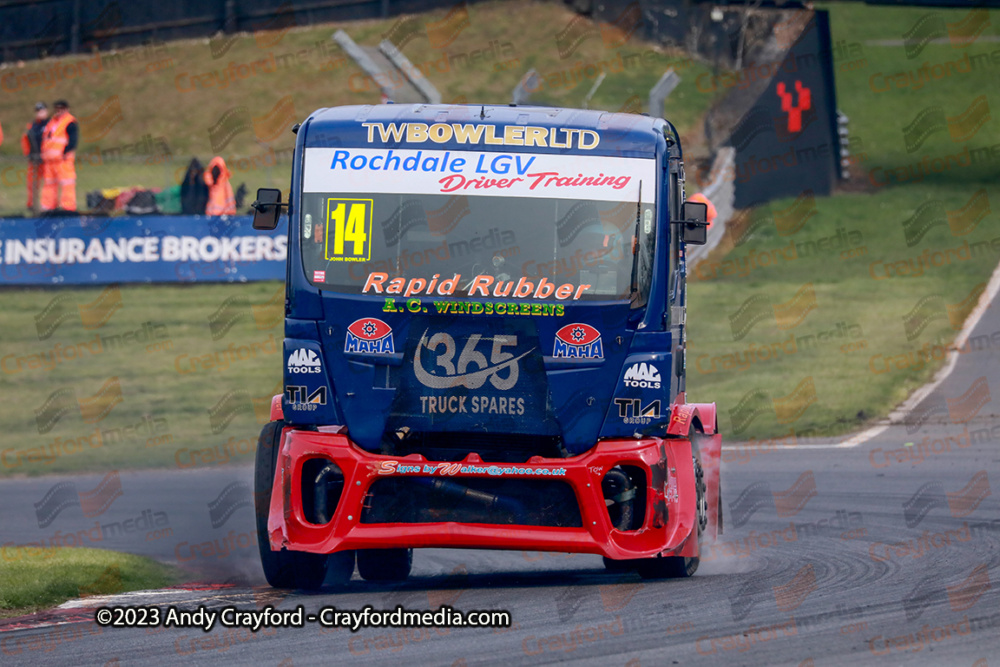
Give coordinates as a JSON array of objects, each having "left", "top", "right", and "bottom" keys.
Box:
[{"left": 0, "top": 0, "right": 480, "bottom": 64}]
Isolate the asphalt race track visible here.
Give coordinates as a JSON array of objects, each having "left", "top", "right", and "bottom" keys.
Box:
[{"left": 2, "top": 298, "right": 998, "bottom": 666}]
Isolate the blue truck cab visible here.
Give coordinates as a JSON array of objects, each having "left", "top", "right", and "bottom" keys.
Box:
[{"left": 251, "top": 104, "right": 721, "bottom": 589}]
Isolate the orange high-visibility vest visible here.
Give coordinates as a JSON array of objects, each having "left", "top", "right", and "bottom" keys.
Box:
[
  {"left": 41, "top": 113, "right": 77, "bottom": 161},
  {"left": 688, "top": 192, "right": 718, "bottom": 227},
  {"left": 203, "top": 156, "right": 236, "bottom": 216}
]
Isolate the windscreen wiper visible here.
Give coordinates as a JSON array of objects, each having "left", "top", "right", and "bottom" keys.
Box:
[{"left": 629, "top": 181, "right": 642, "bottom": 301}]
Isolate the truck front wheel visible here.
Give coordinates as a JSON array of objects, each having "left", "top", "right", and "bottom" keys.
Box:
[
  {"left": 255, "top": 420, "right": 349, "bottom": 589},
  {"left": 637, "top": 434, "right": 708, "bottom": 580},
  {"left": 357, "top": 548, "right": 413, "bottom": 582}
]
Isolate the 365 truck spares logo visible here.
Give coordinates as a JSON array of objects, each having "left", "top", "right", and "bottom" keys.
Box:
[
  {"left": 345, "top": 318, "right": 394, "bottom": 354},
  {"left": 415, "top": 331, "right": 529, "bottom": 390},
  {"left": 553, "top": 323, "right": 603, "bottom": 359},
  {"left": 414, "top": 331, "right": 531, "bottom": 416}
]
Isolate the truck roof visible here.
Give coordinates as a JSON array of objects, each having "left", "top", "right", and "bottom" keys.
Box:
[{"left": 303, "top": 104, "right": 668, "bottom": 158}]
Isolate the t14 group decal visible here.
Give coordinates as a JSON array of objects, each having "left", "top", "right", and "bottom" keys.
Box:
[
  {"left": 614, "top": 398, "right": 661, "bottom": 426},
  {"left": 285, "top": 386, "right": 327, "bottom": 412}
]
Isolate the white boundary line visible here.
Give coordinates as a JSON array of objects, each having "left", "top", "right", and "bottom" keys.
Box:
[
  {"left": 721, "top": 257, "right": 1000, "bottom": 451},
  {"left": 57, "top": 587, "right": 187, "bottom": 609},
  {"left": 887, "top": 260, "right": 1000, "bottom": 422}
]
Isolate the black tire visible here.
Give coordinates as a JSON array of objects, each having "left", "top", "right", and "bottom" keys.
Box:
[
  {"left": 603, "top": 556, "right": 634, "bottom": 572},
  {"left": 326, "top": 550, "right": 357, "bottom": 586},
  {"left": 356, "top": 548, "right": 413, "bottom": 582},
  {"left": 637, "top": 553, "right": 699, "bottom": 579},
  {"left": 637, "top": 434, "right": 707, "bottom": 580},
  {"left": 255, "top": 420, "right": 330, "bottom": 590}
]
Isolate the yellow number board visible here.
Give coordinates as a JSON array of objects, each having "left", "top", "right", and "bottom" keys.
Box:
[{"left": 324, "top": 198, "right": 373, "bottom": 262}]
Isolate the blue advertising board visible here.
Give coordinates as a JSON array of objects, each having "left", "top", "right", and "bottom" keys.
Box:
[{"left": 0, "top": 215, "right": 287, "bottom": 285}]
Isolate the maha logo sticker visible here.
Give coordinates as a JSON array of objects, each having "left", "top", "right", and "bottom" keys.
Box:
[
  {"left": 553, "top": 323, "right": 603, "bottom": 359},
  {"left": 345, "top": 318, "right": 395, "bottom": 354}
]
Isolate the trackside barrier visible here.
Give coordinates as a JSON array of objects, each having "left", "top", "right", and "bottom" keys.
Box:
[
  {"left": 0, "top": 215, "right": 286, "bottom": 285},
  {"left": 686, "top": 147, "right": 736, "bottom": 271}
]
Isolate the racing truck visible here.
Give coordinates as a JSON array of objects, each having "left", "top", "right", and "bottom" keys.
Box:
[{"left": 250, "top": 104, "right": 721, "bottom": 589}]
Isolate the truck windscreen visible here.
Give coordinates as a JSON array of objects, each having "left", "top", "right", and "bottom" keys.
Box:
[
  {"left": 299, "top": 193, "right": 655, "bottom": 301},
  {"left": 298, "top": 148, "right": 657, "bottom": 302}
]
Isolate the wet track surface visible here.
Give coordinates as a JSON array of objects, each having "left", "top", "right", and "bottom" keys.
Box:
[{"left": 2, "top": 301, "right": 999, "bottom": 665}]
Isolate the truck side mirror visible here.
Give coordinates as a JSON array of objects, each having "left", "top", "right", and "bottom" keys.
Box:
[
  {"left": 680, "top": 201, "right": 708, "bottom": 245},
  {"left": 252, "top": 188, "right": 282, "bottom": 230}
]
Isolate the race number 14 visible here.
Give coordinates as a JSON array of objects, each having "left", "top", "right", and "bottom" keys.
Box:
[{"left": 325, "top": 198, "right": 373, "bottom": 262}]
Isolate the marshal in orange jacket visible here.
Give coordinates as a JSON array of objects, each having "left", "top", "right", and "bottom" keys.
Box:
[{"left": 203, "top": 156, "right": 236, "bottom": 216}]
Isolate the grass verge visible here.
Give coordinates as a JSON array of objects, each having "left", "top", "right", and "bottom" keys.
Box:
[
  {"left": 686, "top": 2, "right": 1000, "bottom": 441},
  {"left": 687, "top": 182, "right": 998, "bottom": 442},
  {"left": 0, "top": 281, "right": 284, "bottom": 477},
  {"left": 0, "top": 547, "right": 176, "bottom": 618}
]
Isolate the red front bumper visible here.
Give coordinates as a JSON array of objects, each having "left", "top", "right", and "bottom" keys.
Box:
[{"left": 268, "top": 429, "right": 717, "bottom": 560}]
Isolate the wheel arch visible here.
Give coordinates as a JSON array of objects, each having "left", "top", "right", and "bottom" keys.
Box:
[
  {"left": 666, "top": 402, "right": 718, "bottom": 437},
  {"left": 270, "top": 394, "right": 284, "bottom": 422},
  {"left": 666, "top": 401, "right": 722, "bottom": 541}
]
